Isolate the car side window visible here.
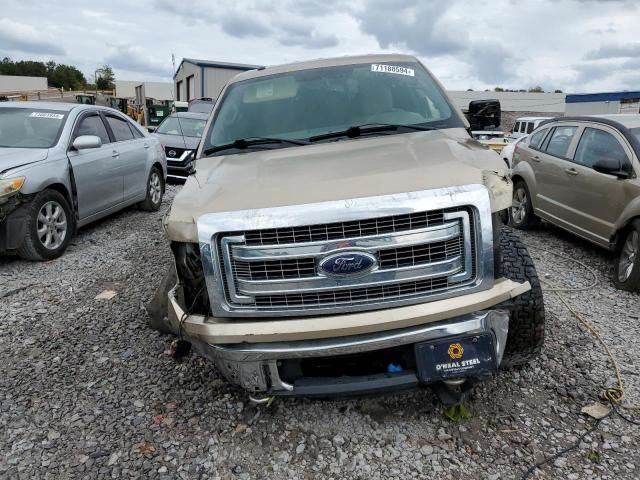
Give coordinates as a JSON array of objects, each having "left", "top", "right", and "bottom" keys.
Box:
[
  {"left": 574, "top": 127, "right": 628, "bottom": 169},
  {"left": 105, "top": 115, "right": 134, "bottom": 142},
  {"left": 75, "top": 114, "right": 110, "bottom": 145},
  {"left": 526, "top": 122, "right": 535, "bottom": 134},
  {"left": 514, "top": 121, "right": 520, "bottom": 133},
  {"left": 544, "top": 126, "right": 577, "bottom": 158},
  {"left": 130, "top": 124, "right": 144, "bottom": 139},
  {"left": 528, "top": 128, "right": 548, "bottom": 150}
]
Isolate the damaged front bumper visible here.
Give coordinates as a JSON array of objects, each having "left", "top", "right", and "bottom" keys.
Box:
[
  {"left": 167, "top": 277, "right": 529, "bottom": 396},
  {"left": 188, "top": 310, "right": 510, "bottom": 396},
  {"left": 0, "top": 195, "right": 29, "bottom": 253}
]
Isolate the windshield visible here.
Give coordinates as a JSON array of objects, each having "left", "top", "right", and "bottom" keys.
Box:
[
  {"left": 0, "top": 108, "right": 68, "bottom": 148},
  {"left": 204, "top": 61, "right": 463, "bottom": 152},
  {"left": 156, "top": 116, "right": 206, "bottom": 138}
]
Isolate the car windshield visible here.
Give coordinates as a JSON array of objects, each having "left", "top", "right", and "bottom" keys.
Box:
[
  {"left": 0, "top": 108, "right": 68, "bottom": 148},
  {"left": 204, "top": 61, "right": 463, "bottom": 152},
  {"left": 156, "top": 116, "right": 206, "bottom": 138}
]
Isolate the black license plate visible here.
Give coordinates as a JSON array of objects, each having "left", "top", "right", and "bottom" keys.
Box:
[{"left": 415, "top": 333, "right": 498, "bottom": 384}]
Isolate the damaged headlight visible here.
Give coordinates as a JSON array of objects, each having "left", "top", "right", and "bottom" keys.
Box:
[{"left": 0, "top": 176, "right": 25, "bottom": 198}]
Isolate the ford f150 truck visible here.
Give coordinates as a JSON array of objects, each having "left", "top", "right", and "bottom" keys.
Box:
[{"left": 149, "top": 54, "right": 544, "bottom": 402}]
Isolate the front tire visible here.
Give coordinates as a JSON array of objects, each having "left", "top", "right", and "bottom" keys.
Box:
[
  {"left": 509, "top": 180, "right": 539, "bottom": 229},
  {"left": 497, "top": 227, "right": 545, "bottom": 367},
  {"left": 17, "top": 189, "right": 74, "bottom": 261},
  {"left": 139, "top": 167, "right": 164, "bottom": 212},
  {"left": 613, "top": 220, "right": 640, "bottom": 292}
]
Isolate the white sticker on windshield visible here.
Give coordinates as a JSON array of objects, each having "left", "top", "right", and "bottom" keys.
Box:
[
  {"left": 371, "top": 64, "right": 415, "bottom": 76},
  {"left": 29, "top": 112, "right": 64, "bottom": 119}
]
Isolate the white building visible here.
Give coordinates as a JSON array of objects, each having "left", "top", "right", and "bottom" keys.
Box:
[
  {"left": 447, "top": 91, "right": 566, "bottom": 114},
  {"left": 0, "top": 75, "right": 48, "bottom": 93},
  {"left": 173, "top": 58, "right": 261, "bottom": 102},
  {"left": 115, "top": 80, "right": 173, "bottom": 101},
  {"left": 565, "top": 91, "right": 640, "bottom": 115}
]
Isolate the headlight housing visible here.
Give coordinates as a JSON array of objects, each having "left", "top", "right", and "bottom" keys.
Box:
[{"left": 0, "top": 176, "right": 25, "bottom": 198}]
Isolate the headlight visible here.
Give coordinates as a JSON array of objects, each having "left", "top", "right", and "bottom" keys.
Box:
[{"left": 0, "top": 176, "right": 25, "bottom": 198}]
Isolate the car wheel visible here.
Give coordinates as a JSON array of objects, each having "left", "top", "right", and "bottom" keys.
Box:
[
  {"left": 509, "top": 181, "right": 539, "bottom": 229},
  {"left": 139, "top": 167, "right": 164, "bottom": 212},
  {"left": 496, "top": 227, "right": 546, "bottom": 367},
  {"left": 613, "top": 220, "right": 640, "bottom": 292},
  {"left": 17, "top": 189, "right": 74, "bottom": 261}
]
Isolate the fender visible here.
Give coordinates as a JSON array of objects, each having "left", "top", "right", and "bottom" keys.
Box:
[{"left": 511, "top": 160, "right": 538, "bottom": 209}]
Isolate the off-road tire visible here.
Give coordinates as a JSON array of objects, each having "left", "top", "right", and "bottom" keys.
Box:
[
  {"left": 612, "top": 219, "right": 640, "bottom": 292},
  {"left": 497, "top": 227, "right": 545, "bottom": 367},
  {"left": 509, "top": 180, "right": 540, "bottom": 230},
  {"left": 139, "top": 167, "right": 164, "bottom": 212},
  {"left": 17, "top": 189, "right": 74, "bottom": 261}
]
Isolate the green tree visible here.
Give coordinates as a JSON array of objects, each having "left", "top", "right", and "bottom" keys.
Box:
[
  {"left": 0, "top": 57, "right": 86, "bottom": 90},
  {"left": 95, "top": 64, "right": 115, "bottom": 90},
  {"left": 528, "top": 86, "right": 544, "bottom": 93},
  {"left": 494, "top": 87, "right": 504, "bottom": 92}
]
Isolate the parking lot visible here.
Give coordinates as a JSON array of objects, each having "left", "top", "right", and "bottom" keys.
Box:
[{"left": 0, "top": 185, "right": 637, "bottom": 479}]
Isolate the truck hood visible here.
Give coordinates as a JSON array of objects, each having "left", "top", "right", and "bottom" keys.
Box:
[
  {"left": 0, "top": 148, "right": 49, "bottom": 175},
  {"left": 167, "top": 129, "right": 509, "bottom": 242},
  {"left": 153, "top": 133, "right": 200, "bottom": 150}
]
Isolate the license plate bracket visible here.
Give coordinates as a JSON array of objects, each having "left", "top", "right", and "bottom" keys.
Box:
[{"left": 414, "top": 333, "right": 498, "bottom": 384}]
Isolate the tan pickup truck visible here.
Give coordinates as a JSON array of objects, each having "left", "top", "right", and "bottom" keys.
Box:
[{"left": 150, "top": 54, "right": 544, "bottom": 402}]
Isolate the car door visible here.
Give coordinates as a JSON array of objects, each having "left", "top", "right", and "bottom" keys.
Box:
[
  {"left": 67, "top": 111, "right": 124, "bottom": 220},
  {"left": 528, "top": 124, "right": 580, "bottom": 223},
  {"left": 556, "top": 125, "right": 635, "bottom": 245},
  {"left": 104, "top": 113, "right": 148, "bottom": 203}
]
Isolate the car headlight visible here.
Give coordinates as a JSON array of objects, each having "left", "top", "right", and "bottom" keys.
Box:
[{"left": 0, "top": 176, "right": 26, "bottom": 198}]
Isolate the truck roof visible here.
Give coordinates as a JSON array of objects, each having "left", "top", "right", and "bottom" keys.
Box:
[{"left": 231, "top": 54, "right": 420, "bottom": 83}]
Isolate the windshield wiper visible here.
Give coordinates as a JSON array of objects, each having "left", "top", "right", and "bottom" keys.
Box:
[
  {"left": 203, "top": 137, "right": 310, "bottom": 156},
  {"left": 309, "top": 123, "right": 437, "bottom": 143}
]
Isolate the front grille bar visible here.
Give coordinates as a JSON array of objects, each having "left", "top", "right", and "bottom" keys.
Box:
[{"left": 231, "top": 221, "right": 460, "bottom": 261}]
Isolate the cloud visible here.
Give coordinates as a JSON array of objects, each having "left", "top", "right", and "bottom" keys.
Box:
[
  {"left": 104, "top": 44, "right": 173, "bottom": 78},
  {"left": 275, "top": 21, "right": 339, "bottom": 49},
  {"left": 584, "top": 43, "right": 640, "bottom": 59},
  {"left": 0, "top": 18, "right": 65, "bottom": 56},
  {"left": 220, "top": 13, "right": 272, "bottom": 38},
  {"left": 356, "top": 0, "right": 467, "bottom": 57}
]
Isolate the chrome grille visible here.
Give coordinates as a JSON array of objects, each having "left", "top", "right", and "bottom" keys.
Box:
[{"left": 198, "top": 186, "right": 494, "bottom": 317}]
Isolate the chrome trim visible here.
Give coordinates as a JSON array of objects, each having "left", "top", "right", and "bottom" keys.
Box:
[
  {"left": 165, "top": 149, "right": 193, "bottom": 162},
  {"left": 231, "top": 221, "right": 461, "bottom": 261},
  {"left": 197, "top": 310, "right": 509, "bottom": 393},
  {"left": 445, "top": 210, "right": 473, "bottom": 283},
  {"left": 198, "top": 185, "right": 494, "bottom": 317},
  {"left": 236, "top": 256, "right": 462, "bottom": 295}
]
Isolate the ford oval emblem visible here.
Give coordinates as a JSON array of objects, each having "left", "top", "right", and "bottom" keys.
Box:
[{"left": 318, "top": 251, "right": 377, "bottom": 278}]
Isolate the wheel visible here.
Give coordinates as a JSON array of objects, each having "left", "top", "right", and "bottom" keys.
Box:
[
  {"left": 17, "top": 189, "right": 74, "bottom": 261},
  {"left": 613, "top": 220, "right": 640, "bottom": 292},
  {"left": 139, "top": 167, "right": 164, "bottom": 212},
  {"left": 497, "top": 227, "right": 545, "bottom": 367},
  {"left": 509, "top": 180, "right": 539, "bottom": 229}
]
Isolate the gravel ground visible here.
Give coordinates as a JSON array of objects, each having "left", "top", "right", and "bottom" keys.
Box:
[{"left": 1, "top": 185, "right": 639, "bottom": 479}]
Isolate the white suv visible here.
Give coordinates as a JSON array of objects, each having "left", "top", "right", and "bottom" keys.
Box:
[{"left": 511, "top": 117, "right": 552, "bottom": 139}]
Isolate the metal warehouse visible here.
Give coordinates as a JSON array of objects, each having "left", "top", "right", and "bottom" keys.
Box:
[
  {"left": 173, "top": 58, "right": 261, "bottom": 102},
  {"left": 565, "top": 91, "right": 640, "bottom": 115}
]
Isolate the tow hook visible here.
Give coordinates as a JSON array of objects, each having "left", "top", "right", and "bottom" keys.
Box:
[{"left": 433, "top": 377, "right": 470, "bottom": 406}]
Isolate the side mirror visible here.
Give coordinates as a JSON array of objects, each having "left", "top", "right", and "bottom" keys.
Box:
[
  {"left": 466, "top": 99, "right": 501, "bottom": 131},
  {"left": 148, "top": 127, "right": 155, "bottom": 133},
  {"left": 592, "top": 158, "right": 630, "bottom": 179},
  {"left": 72, "top": 135, "right": 102, "bottom": 150}
]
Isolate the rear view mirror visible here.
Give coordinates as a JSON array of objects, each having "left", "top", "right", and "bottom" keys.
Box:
[
  {"left": 593, "top": 158, "right": 630, "bottom": 179},
  {"left": 72, "top": 135, "right": 101, "bottom": 150},
  {"left": 466, "top": 100, "right": 501, "bottom": 131}
]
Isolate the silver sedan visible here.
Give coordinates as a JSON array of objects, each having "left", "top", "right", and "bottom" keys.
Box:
[{"left": 0, "top": 102, "right": 166, "bottom": 260}]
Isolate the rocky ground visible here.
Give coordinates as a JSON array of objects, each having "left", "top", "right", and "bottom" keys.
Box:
[{"left": 1, "top": 185, "right": 638, "bottom": 479}]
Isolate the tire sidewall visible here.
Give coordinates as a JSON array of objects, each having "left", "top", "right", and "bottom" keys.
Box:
[
  {"left": 27, "top": 191, "right": 74, "bottom": 260},
  {"left": 613, "top": 222, "right": 640, "bottom": 292},
  {"left": 144, "top": 167, "right": 164, "bottom": 211},
  {"left": 509, "top": 181, "right": 534, "bottom": 229}
]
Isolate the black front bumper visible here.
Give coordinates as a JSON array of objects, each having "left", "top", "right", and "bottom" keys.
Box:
[{"left": 0, "top": 197, "right": 28, "bottom": 253}]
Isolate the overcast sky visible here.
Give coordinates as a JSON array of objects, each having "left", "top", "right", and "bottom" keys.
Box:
[{"left": 1, "top": 0, "right": 638, "bottom": 92}]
